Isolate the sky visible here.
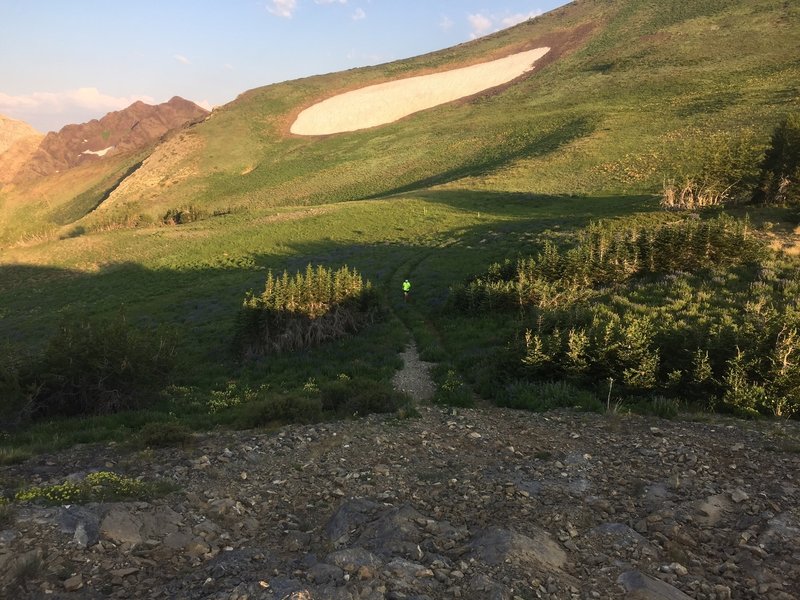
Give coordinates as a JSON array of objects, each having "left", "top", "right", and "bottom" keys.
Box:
[{"left": 0, "top": 0, "right": 570, "bottom": 133}]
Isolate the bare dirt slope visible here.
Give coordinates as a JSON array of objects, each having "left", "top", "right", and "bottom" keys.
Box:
[
  {"left": 0, "top": 115, "right": 42, "bottom": 184},
  {"left": 2, "top": 408, "right": 798, "bottom": 599},
  {"left": 0, "top": 114, "right": 40, "bottom": 155}
]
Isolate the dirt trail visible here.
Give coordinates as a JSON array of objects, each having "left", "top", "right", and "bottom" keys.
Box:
[{"left": 392, "top": 342, "right": 436, "bottom": 402}]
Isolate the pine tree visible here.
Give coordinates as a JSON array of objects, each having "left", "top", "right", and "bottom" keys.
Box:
[{"left": 753, "top": 113, "right": 800, "bottom": 205}]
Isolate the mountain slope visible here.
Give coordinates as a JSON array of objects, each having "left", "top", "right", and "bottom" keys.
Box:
[
  {"left": 0, "top": 98, "right": 207, "bottom": 243},
  {"left": 0, "top": 114, "right": 40, "bottom": 155},
  {"left": 84, "top": 0, "right": 798, "bottom": 228},
  {"left": 0, "top": 0, "right": 798, "bottom": 246},
  {"left": 0, "top": 115, "right": 43, "bottom": 184},
  {"left": 13, "top": 96, "right": 208, "bottom": 181}
]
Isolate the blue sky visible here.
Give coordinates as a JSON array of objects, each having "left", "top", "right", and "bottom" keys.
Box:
[{"left": 0, "top": 0, "right": 569, "bottom": 133}]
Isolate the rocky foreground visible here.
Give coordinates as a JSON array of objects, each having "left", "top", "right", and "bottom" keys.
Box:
[{"left": 1, "top": 407, "right": 799, "bottom": 600}]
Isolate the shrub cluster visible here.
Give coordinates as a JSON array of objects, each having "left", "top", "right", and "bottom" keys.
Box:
[
  {"left": 449, "top": 215, "right": 800, "bottom": 418},
  {"left": 235, "top": 264, "right": 381, "bottom": 356},
  {"left": 162, "top": 205, "right": 206, "bottom": 225},
  {"left": 0, "top": 315, "right": 176, "bottom": 425},
  {"left": 235, "top": 375, "right": 410, "bottom": 427},
  {"left": 495, "top": 380, "right": 602, "bottom": 413},
  {"left": 449, "top": 215, "right": 763, "bottom": 314},
  {"left": 136, "top": 422, "right": 193, "bottom": 448},
  {"left": 661, "top": 178, "right": 733, "bottom": 211}
]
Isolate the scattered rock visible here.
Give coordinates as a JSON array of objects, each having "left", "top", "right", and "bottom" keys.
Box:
[
  {"left": 2, "top": 408, "right": 799, "bottom": 598},
  {"left": 470, "top": 526, "right": 567, "bottom": 571},
  {"left": 618, "top": 570, "right": 693, "bottom": 599},
  {"left": 63, "top": 573, "right": 83, "bottom": 591}
]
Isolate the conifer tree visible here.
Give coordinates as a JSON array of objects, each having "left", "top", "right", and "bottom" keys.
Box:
[{"left": 753, "top": 114, "right": 800, "bottom": 205}]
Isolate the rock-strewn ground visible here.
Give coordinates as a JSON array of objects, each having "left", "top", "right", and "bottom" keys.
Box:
[{"left": 2, "top": 406, "right": 799, "bottom": 600}]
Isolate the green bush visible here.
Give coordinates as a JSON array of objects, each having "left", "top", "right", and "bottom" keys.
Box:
[
  {"left": 496, "top": 380, "right": 602, "bottom": 413},
  {"left": 319, "top": 377, "right": 410, "bottom": 416},
  {"left": 207, "top": 381, "right": 263, "bottom": 414},
  {"left": 162, "top": 205, "right": 206, "bottom": 225},
  {"left": 449, "top": 214, "right": 800, "bottom": 419},
  {"left": 1, "top": 315, "right": 176, "bottom": 424},
  {"left": 449, "top": 215, "right": 764, "bottom": 314},
  {"left": 433, "top": 368, "right": 474, "bottom": 408},
  {"left": 137, "top": 422, "right": 193, "bottom": 448},
  {"left": 753, "top": 113, "right": 800, "bottom": 206},
  {"left": 238, "top": 393, "right": 324, "bottom": 427}
]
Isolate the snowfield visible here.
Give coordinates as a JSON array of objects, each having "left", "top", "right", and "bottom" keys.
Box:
[{"left": 290, "top": 47, "right": 550, "bottom": 136}]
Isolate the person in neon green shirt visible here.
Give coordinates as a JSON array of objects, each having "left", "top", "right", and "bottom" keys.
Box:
[{"left": 402, "top": 279, "right": 411, "bottom": 302}]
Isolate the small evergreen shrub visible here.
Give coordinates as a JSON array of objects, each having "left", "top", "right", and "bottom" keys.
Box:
[
  {"left": 235, "top": 264, "right": 381, "bottom": 356},
  {"left": 753, "top": 113, "right": 800, "bottom": 206},
  {"left": 433, "top": 369, "right": 474, "bottom": 408},
  {"left": 137, "top": 422, "right": 193, "bottom": 448},
  {"left": 449, "top": 215, "right": 764, "bottom": 314}
]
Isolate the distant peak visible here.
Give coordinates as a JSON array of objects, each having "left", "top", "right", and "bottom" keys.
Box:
[
  {"left": 0, "top": 113, "right": 40, "bottom": 135},
  {"left": 167, "top": 96, "right": 209, "bottom": 112}
]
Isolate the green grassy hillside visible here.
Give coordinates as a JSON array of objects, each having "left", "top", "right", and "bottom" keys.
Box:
[
  {"left": 1, "top": 0, "right": 799, "bottom": 449},
  {"left": 79, "top": 0, "right": 799, "bottom": 226}
]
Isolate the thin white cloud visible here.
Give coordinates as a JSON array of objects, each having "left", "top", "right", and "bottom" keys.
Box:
[
  {"left": 196, "top": 99, "right": 213, "bottom": 111},
  {"left": 0, "top": 88, "right": 154, "bottom": 113},
  {"left": 0, "top": 87, "right": 157, "bottom": 131},
  {"left": 468, "top": 10, "right": 542, "bottom": 38},
  {"left": 467, "top": 13, "right": 493, "bottom": 38},
  {"left": 173, "top": 54, "right": 191, "bottom": 65},
  {"left": 352, "top": 7, "right": 365, "bottom": 20},
  {"left": 267, "top": 0, "right": 296, "bottom": 18},
  {"left": 440, "top": 15, "right": 454, "bottom": 32},
  {"left": 315, "top": 0, "right": 347, "bottom": 3},
  {"left": 500, "top": 11, "right": 543, "bottom": 28}
]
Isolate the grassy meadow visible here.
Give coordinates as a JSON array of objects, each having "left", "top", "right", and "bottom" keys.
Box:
[{"left": 1, "top": 0, "right": 799, "bottom": 454}]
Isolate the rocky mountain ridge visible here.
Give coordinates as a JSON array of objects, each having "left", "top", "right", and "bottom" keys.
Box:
[
  {"left": 6, "top": 97, "right": 208, "bottom": 183},
  {"left": 1, "top": 407, "right": 798, "bottom": 599}
]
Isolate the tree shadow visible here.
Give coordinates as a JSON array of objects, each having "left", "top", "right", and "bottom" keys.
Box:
[{"left": 0, "top": 192, "right": 655, "bottom": 379}]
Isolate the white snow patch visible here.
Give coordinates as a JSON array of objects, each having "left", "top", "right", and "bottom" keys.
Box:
[
  {"left": 291, "top": 47, "right": 550, "bottom": 135},
  {"left": 81, "top": 146, "right": 114, "bottom": 157}
]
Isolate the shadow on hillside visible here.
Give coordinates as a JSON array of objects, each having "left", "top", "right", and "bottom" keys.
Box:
[
  {"left": 404, "top": 189, "right": 655, "bottom": 221},
  {"left": 0, "top": 191, "right": 653, "bottom": 361},
  {"left": 365, "top": 116, "right": 596, "bottom": 199}
]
